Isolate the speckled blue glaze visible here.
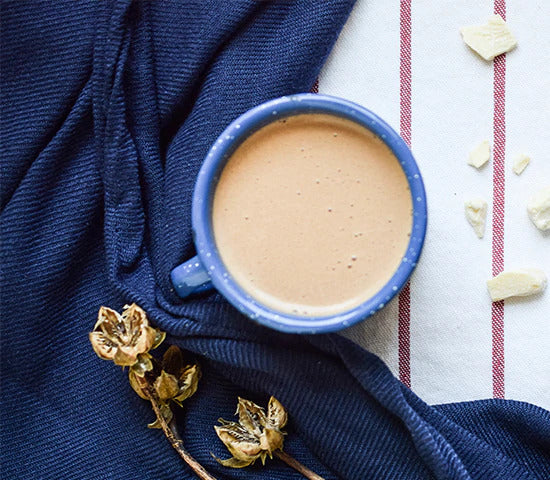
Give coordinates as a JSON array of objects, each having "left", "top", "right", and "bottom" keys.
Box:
[{"left": 171, "top": 94, "right": 427, "bottom": 334}]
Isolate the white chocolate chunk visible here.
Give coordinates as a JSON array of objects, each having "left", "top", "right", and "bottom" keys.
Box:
[
  {"left": 468, "top": 140, "right": 491, "bottom": 168},
  {"left": 487, "top": 269, "right": 547, "bottom": 302},
  {"left": 460, "top": 15, "right": 517, "bottom": 61},
  {"left": 527, "top": 186, "right": 550, "bottom": 231},
  {"left": 512, "top": 154, "right": 530, "bottom": 175},
  {"left": 464, "top": 198, "right": 488, "bottom": 238}
]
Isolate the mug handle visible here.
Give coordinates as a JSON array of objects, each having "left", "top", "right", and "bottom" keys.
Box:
[{"left": 170, "top": 255, "right": 214, "bottom": 298}]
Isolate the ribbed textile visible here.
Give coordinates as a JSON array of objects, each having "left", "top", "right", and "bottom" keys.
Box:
[{"left": 1, "top": 1, "right": 549, "bottom": 479}]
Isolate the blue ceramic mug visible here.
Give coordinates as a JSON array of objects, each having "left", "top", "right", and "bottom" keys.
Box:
[{"left": 170, "top": 94, "right": 427, "bottom": 334}]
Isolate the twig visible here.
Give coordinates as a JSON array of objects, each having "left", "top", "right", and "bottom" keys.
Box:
[
  {"left": 275, "top": 450, "right": 326, "bottom": 480},
  {"left": 139, "top": 378, "right": 217, "bottom": 480}
]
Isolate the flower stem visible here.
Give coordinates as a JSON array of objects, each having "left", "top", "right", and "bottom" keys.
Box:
[
  {"left": 275, "top": 450, "right": 326, "bottom": 480},
  {"left": 139, "top": 378, "right": 217, "bottom": 480}
]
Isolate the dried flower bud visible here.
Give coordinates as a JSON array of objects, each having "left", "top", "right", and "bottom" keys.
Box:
[
  {"left": 128, "top": 369, "right": 176, "bottom": 430},
  {"left": 160, "top": 345, "right": 201, "bottom": 406},
  {"left": 213, "top": 396, "right": 288, "bottom": 468},
  {"left": 89, "top": 304, "right": 165, "bottom": 368}
]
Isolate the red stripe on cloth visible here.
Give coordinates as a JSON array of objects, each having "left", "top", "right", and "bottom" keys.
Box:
[
  {"left": 492, "top": 0, "right": 506, "bottom": 399},
  {"left": 398, "top": 0, "right": 412, "bottom": 388},
  {"left": 399, "top": 0, "right": 412, "bottom": 146},
  {"left": 310, "top": 79, "right": 319, "bottom": 94},
  {"left": 398, "top": 283, "right": 411, "bottom": 387},
  {"left": 492, "top": 300, "right": 505, "bottom": 398}
]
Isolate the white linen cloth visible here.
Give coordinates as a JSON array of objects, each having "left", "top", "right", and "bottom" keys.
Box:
[{"left": 320, "top": 0, "right": 550, "bottom": 410}]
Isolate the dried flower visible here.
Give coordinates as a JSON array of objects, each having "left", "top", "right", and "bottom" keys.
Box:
[
  {"left": 89, "top": 305, "right": 320, "bottom": 480},
  {"left": 213, "top": 396, "right": 287, "bottom": 468},
  {"left": 89, "top": 305, "right": 216, "bottom": 480},
  {"left": 89, "top": 304, "right": 165, "bottom": 368},
  {"left": 128, "top": 345, "right": 201, "bottom": 429}
]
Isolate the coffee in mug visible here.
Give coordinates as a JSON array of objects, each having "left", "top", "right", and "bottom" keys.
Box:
[{"left": 212, "top": 113, "right": 412, "bottom": 317}]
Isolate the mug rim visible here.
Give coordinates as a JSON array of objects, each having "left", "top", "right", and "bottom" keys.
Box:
[{"left": 192, "top": 94, "right": 427, "bottom": 334}]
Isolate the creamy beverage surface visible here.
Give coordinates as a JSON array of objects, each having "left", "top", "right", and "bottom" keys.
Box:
[{"left": 212, "top": 113, "right": 413, "bottom": 317}]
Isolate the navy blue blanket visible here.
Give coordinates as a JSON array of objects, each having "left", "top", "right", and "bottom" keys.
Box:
[{"left": 1, "top": 1, "right": 549, "bottom": 478}]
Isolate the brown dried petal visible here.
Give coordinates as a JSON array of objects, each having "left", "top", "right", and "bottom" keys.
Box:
[
  {"left": 214, "top": 424, "right": 262, "bottom": 461},
  {"left": 173, "top": 364, "right": 200, "bottom": 403},
  {"left": 152, "top": 329, "right": 166, "bottom": 350},
  {"left": 122, "top": 303, "right": 148, "bottom": 343},
  {"left": 131, "top": 353, "right": 153, "bottom": 377},
  {"left": 260, "top": 427, "right": 284, "bottom": 454},
  {"left": 129, "top": 370, "right": 149, "bottom": 400},
  {"left": 89, "top": 331, "right": 117, "bottom": 361},
  {"left": 132, "top": 325, "right": 156, "bottom": 356},
  {"left": 162, "top": 345, "right": 183, "bottom": 375},
  {"left": 237, "top": 397, "right": 267, "bottom": 436},
  {"left": 217, "top": 418, "right": 240, "bottom": 428},
  {"left": 95, "top": 307, "right": 125, "bottom": 345},
  {"left": 267, "top": 396, "right": 287, "bottom": 430},
  {"left": 154, "top": 371, "right": 180, "bottom": 401},
  {"left": 113, "top": 346, "right": 138, "bottom": 367},
  {"left": 94, "top": 306, "right": 122, "bottom": 331},
  {"left": 212, "top": 455, "right": 254, "bottom": 469},
  {"left": 100, "top": 321, "right": 123, "bottom": 346}
]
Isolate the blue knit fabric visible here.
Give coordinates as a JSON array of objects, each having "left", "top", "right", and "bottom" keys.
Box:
[{"left": 1, "top": 1, "right": 549, "bottom": 479}]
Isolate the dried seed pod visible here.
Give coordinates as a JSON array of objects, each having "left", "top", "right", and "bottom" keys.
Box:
[
  {"left": 213, "top": 396, "right": 288, "bottom": 468},
  {"left": 89, "top": 304, "right": 164, "bottom": 368},
  {"left": 157, "top": 346, "right": 201, "bottom": 405}
]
